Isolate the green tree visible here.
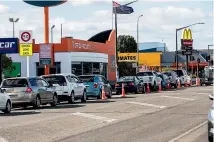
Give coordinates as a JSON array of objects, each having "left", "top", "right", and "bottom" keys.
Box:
[
  {"left": 2, "top": 54, "right": 14, "bottom": 75},
  {"left": 117, "top": 35, "right": 137, "bottom": 77}
]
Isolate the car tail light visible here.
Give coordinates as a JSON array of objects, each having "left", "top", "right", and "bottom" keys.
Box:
[
  {"left": 129, "top": 82, "right": 134, "bottom": 86},
  {"left": 94, "top": 83, "right": 98, "bottom": 88},
  {"left": 26, "top": 88, "right": 32, "bottom": 93},
  {"left": 115, "top": 83, "right": 120, "bottom": 87}
]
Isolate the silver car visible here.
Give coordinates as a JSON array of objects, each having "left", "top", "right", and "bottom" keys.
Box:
[
  {"left": 208, "top": 94, "right": 214, "bottom": 142},
  {"left": 0, "top": 77, "right": 58, "bottom": 108}
]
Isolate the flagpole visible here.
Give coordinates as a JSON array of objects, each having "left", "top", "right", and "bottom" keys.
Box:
[{"left": 115, "top": 7, "right": 119, "bottom": 80}]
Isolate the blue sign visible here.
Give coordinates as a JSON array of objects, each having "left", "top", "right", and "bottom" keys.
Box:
[
  {"left": 23, "top": 0, "right": 67, "bottom": 7},
  {"left": 0, "top": 38, "right": 18, "bottom": 54},
  {"left": 40, "top": 58, "right": 51, "bottom": 66}
]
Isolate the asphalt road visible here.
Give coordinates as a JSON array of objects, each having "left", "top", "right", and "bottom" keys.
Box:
[{"left": 0, "top": 85, "right": 213, "bottom": 142}]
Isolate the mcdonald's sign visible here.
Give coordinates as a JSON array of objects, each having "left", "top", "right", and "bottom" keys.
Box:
[{"left": 181, "top": 28, "right": 193, "bottom": 47}]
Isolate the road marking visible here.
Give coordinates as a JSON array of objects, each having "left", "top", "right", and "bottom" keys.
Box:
[
  {"left": 126, "top": 101, "right": 166, "bottom": 109},
  {"left": 72, "top": 112, "right": 116, "bottom": 123},
  {"left": 197, "top": 92, "right": 208, "bottom": 95},
  {"left": 161, "top": 96, "right": 194, "bottom": 101},
  {"left": 168, "top": 121, "right": 208, "bottom": 142}
]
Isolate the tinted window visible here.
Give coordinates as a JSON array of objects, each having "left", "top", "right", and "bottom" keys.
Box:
[
  {"left": 173, "top": 70, "right": 184, "bottom": 77},
  {"left": 2, "top": 78, "right": 28, "bottom": 87},
  {"left": 66, "top": 76, "right": 72, "bottom": 82},
  {"left": 41, "top": 79, "right": 48, "bottom": 86},
  {"left": 163, "top": 72, "right": 171, "bottom": 76},
  {"left": 118, "top": 76, "right": 134, "bottom": 82},
  {"left": 43, "top": 75, "right": 66, "bottom": 85},
  {"left": 137, "top": 72, "right": 153, "bottom": 76},
  {"left": 29, "top": 78, "right": 37, "bottom": 86},
  {"left": 36, "top": 79, "right": 44, "bottom": 87},
  {"left": 78, "top": 75, "right": 94, "bottom": 82}
]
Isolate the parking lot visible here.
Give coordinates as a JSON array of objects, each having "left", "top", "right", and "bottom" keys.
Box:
[{"left": 0, "top": 85, "right": 212, "bottom": 142}]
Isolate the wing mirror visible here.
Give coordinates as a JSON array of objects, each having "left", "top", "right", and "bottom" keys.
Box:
[{"left": 209, "top": 94, "right": 213, "bottom": 100}]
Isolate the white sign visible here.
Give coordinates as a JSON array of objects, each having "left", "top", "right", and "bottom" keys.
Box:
[{"left": 19, "top": 30, "right": 33, "bottom": 43}]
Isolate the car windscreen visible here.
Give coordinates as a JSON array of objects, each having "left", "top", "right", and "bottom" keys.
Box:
[
  {"left": 173, "top": 70, "right": 184, "bottom": 77},
  {"left": 2, "top": 78, "right": 29, "bottom": 88},
  {"left": 163, "top": 72, "right": 171, "bottom": 76},
  {"left": 78, "top": 76, "right": 94, "bottom": 82},
  {"left": 42, "top": 75, "right": 65, "bottom": 85},
  {"left": 137, "top": 72, "right": 153, "bottom": 76},
  {"left": 118, "top": 76, "right": 134, "bottom": 82}
]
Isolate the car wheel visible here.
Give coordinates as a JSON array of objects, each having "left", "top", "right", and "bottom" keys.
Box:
[
  {"left": 153, "top": 82, "right": 157, "bottom": 91},
  {"left": 116, "top": 91, "right": 120, "bottom": 95},
  {"left": 33, "top": 96, "right": 41, "bottom": 108},
  {"left": 174, "top": 83, "right": 178, "bottom": 88},
  {"left": 142, "top": 85, "right": 146, "bottom": 93},
  {"left": 135, "top": 86, "right": 140, "bottom": 94},
  {"left": 81, "top": 90, "right": 87, "bottom": 102},
  {"left": 208, "top": 136, "right": 213, "bottom": 142},
  {"left": 68, "top": 92, "right": 75, "bottom": 104},
  {"left": 107, "top": 89, "right": 112, "bottom": 98},
  {"left": 3, "top": 101, "right": 11, "bottom": 113},
  {"left": 51, "top": 94, "right": 58, "bottom": 107}
]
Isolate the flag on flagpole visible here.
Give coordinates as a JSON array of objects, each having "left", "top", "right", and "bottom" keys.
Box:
[{"left": 113, "top": 1, "right": 134, "bottom": 14}]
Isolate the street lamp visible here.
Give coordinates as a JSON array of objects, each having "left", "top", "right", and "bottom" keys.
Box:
[
  {"left": 175, "top": 22, "right": 205, "bottom": 70},
  {"left": 9, "top": 18, "right": 19, "bottom": 38},
  {"left": 51, "top": 25, "right": 55, "bottom": 43},
  {"left": 136, "top": 14, "right": 143, "bottom": 74}
]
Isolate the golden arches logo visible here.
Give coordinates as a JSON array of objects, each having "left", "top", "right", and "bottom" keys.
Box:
[{"left": 182, "top": 29, "right": 192, "bottom": 40}]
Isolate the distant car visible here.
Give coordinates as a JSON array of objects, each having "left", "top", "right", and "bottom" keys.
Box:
[
  {"left": 78, "top": 75, "right": 112, "bottom": 99},
  {"left": 0, "top": 90, "right": 12, "bottom": 113},
  {"left": 136, "top": 71, "right": 161, "bottom": 91},
  {"left": 42, "top": 73, "right": 87, "bottom": 103},
  {"left": 163, "top": 71, "right": 179, "bottom": 88},
  {"left": 157, "top": 73, "right": 170, "bottom": 89},
  {"left": 115, "top": 76, "right": 145, "bottom": 94},
  {"left": 173, "top": 69, "right": 188, "bottom": 85},
  {"left": 208, "top": 94, "right": 214, "bottom": 142},
  {"left": 1, "top": 77, "right": 58, "bottom": 108}
]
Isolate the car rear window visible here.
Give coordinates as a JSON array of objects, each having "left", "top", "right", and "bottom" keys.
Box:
[
  {"left": 118, "top": 76, "right": 134, "bottom": 82},
  {"left": 137, "top": 72, "right": 153, "bottom": 76},
  {"left": 173, "top": 70, "right": 184, "bottom": 77},
  {"left": 2, "top": 78, "right": 29, "bottom": 87},
  {"left": 42, "top": 75, "right": 66, "bottom": 85},
  {"left": 78, "top": 76, "right": 95, "bottom": 82}
]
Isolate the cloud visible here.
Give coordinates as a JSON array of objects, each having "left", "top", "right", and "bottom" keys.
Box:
[{"left": 0, "top": 4, "right": 9, "bottom": 14}]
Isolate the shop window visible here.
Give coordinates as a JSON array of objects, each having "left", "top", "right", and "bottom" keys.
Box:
[
  {"left": 83, "top": 62, "right": 92, "bottom": 75},
  {"left": 36, "top": 62, "right": 61, "bottom": 76},
  {"left": 93, "top": 63, "right": 100, "bottom": 74},
  {"left": 72, "top": 62, "right": 82, "bottom": 76}
]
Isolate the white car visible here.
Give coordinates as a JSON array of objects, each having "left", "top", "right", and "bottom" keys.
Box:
[
  {"left": 0, "top": 90, "right": 12, "bottom": 113},
  {"left": 173, "top": 69, "right": 188, "bottom": 85},
  {"left": 136, "top": 71, "right": 161, "bottom": 91},
  {"left": 41, "top": 73, "right": 87, "bottom": 103}
]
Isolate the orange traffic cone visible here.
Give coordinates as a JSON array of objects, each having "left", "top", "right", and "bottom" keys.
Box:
[
  {"left": 185, "top": 81, "right": 188, "bottom": 87},
  {"left": 101, "top": 85, "right": 107, "bottom": 100},
  {"left": 121, "top": 83, "right": 126, "bottom": 97},
  {"left": 146, "top": 83, "right": 150, "bottom": 93},
  {"left": 177, "top": 79, "right": 181, "bottom": 88},
  {"left": 167, "top": 81, "right": 171, "bottom": 90},
  {"left": 158, "top": 81, "right": 162, "bottom": 92}
]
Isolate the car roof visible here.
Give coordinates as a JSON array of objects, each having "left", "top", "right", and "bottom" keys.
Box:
[
  {"left": 3, "top": 76, "right": 41, "bottom": 80},
  {"left": 78, "top": 74, "right": 104, "bottom": 77},
  {"left": 41, "top": 73, "right": 76, "bottom": 77}
]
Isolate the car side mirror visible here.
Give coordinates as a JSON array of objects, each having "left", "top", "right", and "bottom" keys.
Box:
[{"left": 209, "top": 94, "right": 213, "bottom": 100}]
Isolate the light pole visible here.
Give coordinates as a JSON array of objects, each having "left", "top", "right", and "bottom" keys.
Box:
[
  {"left": 136, "top": 14, "right": 143, "bottom": 74},
  {"left": 51, "top": 25, "right": 55, "bottom": 43},
  {"left": 9, "top": 18, "right": 19, "bottom": 37},
  {"left": 175, "top": 22, "right": 205, "bottom": 70}
]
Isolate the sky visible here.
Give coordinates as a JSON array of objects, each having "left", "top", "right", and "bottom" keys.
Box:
[{"left": 0, "top": 0, "right": 213, "bottom": 51}]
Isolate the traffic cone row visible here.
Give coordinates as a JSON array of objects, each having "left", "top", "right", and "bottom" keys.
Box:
[
  {"left": 196, "top": 77, "right": 201, "bottom": 86},
  {"left": 177, "top": 79, "right": 181, "bottom": 88},
  {"left": 147, "top": 83, "right": 150, "bottom": 93}
]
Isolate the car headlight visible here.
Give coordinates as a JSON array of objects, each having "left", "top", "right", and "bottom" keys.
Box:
[{"left": 205, "top": 78, "right": 208, "bottom": 81}]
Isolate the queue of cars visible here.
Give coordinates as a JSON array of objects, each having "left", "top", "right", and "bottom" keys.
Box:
[{"left": 0, "top": 69, "right": 202, "bottom": 114}]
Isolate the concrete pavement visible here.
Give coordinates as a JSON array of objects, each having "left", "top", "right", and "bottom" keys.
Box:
[{"left": 0, "top": 85, "right": 213, "bottom": 142}]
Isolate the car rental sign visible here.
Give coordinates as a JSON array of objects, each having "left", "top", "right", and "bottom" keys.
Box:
[{"left": 0, "top": 38, "right": 18, "bottom": 54}]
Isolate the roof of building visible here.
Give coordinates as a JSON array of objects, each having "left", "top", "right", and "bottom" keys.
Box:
[{"left": 139, "top": 42, "right": 167, "bottom": 51}]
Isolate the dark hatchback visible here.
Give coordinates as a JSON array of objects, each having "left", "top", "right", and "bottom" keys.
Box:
[{"left": 115, "top": 76, "right": 145, "bottom": 94}]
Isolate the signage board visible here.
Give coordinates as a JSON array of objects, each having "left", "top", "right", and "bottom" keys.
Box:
[
  {"left": 118, "top": 53, "right": 137, "bottom": 62},
  {"left": 0, "top": 38, "right": 18, "bottom": 53},
  {"left": 182, "top": 50, "right": 192, "bottom": 55},
  {"left": 39, "top": 44, "right": 53, "bottom": 65},
  {"left": 181, "top": 39, "right": 193, "bottom": 47},
  {"left": 19, "top": 44, "right": 33, "bottom": 56},
  {"left": 19, "top": 30, "right": 33, "bottom": 44}
]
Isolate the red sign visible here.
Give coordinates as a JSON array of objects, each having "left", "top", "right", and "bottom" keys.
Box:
[{"left": 181, "top": 39, "right": 193, "bottom": 47}]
